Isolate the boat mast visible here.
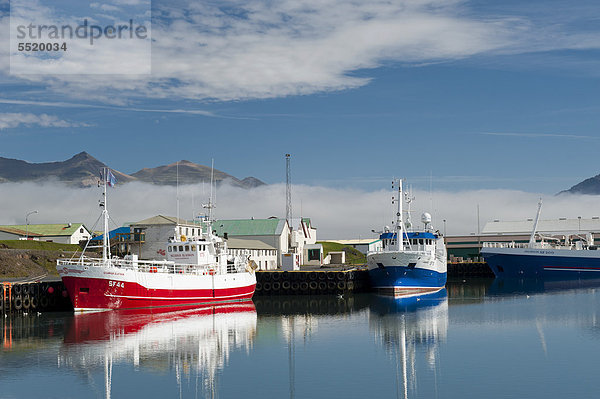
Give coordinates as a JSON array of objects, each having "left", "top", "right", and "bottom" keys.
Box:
[
  {"left": 528, "top": 198, "right": 543, "bottom": 248},
  {"left": 394, "top": 179, "right": 404, "bottom": 251},
  {"left": 102, "top": 167, "right": 111, "bottom": 263}
]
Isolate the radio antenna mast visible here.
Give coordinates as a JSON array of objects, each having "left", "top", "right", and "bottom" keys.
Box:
[{"left": 286, "top": 154, "right": 292, "bottom": 224}]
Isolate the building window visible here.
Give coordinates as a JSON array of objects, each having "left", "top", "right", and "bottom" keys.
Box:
[
  {"left": 185, "top": 245, "right": 189, "bottom": 251},
  {"left": 80, "top": 228, "right": 84, "bottom": 233},
  {"left": 179, "top": 245, "right": 183, "bottom": 251},
  {"left": 168, "top": 246, "right": 172, "bottom": 252}
]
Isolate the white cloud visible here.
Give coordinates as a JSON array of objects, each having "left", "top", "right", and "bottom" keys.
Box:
[
  {"left": 0, "top": 181, "right": 598, "bottom": 239},
  {"left": 0, "top": 0, "right": 539, "bottom": 102},
  {"left": 0, "top": 112, "right": 88, "bottom": 129}
]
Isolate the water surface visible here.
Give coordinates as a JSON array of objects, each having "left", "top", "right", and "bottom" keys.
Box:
[{"left": 2, "top": 278, "right": 599, "bottom": 399}]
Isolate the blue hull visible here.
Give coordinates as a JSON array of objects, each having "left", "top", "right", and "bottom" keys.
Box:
[
  {"left": 369, "top": 266, "right": 447, "bottom": 290},
  {"left": 485, "top": 252, "right": 600, "bottom": 279},
  {"left": 369, "top": 288, "right": 447, "bottom": 314}
]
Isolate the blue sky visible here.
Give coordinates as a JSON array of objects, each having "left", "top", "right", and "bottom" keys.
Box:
[{"left": 1, "top": 0, "right": 600, "bottom": 194}]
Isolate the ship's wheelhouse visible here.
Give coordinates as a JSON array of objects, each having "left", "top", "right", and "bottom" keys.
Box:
[{"left": 380, "top": 232, "right": 438, "bottom": 251}]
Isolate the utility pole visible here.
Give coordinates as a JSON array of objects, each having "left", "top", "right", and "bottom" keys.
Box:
[{"left": 286, "top": 154, "right": 292, "bottom": 224}]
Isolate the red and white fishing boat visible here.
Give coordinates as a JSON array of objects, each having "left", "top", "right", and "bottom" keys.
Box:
[{"left": 57, "top": 168, "right": 256, "bottom": 312}]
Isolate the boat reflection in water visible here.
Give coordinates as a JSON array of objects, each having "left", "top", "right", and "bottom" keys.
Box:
[
  {"left": 369, "top": 289, "right": 448, "bottom": 399},
  {"left": 59, "top": 301, "right": 257, "bottom": 399}
]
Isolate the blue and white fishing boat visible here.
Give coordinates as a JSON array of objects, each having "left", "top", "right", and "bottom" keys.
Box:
[
  {"left": 367, "top": 179, "right": 447, "bottom": 295},
  {"left": 481, "top": 199, "right": 600, "bottom": 278}
]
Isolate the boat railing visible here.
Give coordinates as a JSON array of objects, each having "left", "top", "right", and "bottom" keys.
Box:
[
  {"left": 57, "top": 257, "right": 246, "bottom": 275},
  {"left": 482, "top": 242, "right": 529, "bottom": 249},
  {"left": 482, "top": 241, "right": 559, "bottom": 249}
]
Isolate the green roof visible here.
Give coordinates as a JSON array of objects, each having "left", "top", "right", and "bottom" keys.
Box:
[
  {"left": 214, "top": 219, "right": 287, "bottom": 236},
  {"left": 0, "top": 223, "right": 87, "bottom": 236}
]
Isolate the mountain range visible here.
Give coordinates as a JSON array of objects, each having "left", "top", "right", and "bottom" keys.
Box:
[{"left": 0, "top": 152, "right": 266, "bottom": 188}]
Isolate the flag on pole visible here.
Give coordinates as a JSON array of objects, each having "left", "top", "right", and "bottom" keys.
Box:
[
  {"left": 101, "top": 169, "right": 118, "bottom": 187},
  {"left": 107, "top": 169, "right": 117, "bottom": 187}
]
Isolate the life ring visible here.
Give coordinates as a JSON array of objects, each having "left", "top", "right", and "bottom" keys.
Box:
[
  {"left": 208, "top": 269, "right": 215, "bottom": 276},
  {"left": 13, "top": 295, "right": 23, "bottom": 310},
  {"left": 40, "top": 296, "right": 49, "bottom": 308},
  {"left": 181, "top": 235, "right": 187, "bottom": 242},
  {"left": 150, "top": 266, "right": 158, "bottom": 273}
]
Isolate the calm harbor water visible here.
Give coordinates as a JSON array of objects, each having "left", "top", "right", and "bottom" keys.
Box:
[{"left": 2, "top": 278, "right": 600, "bottom": 399}]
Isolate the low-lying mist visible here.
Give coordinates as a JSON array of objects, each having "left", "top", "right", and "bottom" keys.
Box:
[{"left": 1, "top": 182, "right": 598, "bottom": 239}]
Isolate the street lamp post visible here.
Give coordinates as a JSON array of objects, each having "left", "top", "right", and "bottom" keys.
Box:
[{"left": 25, "top": 210, "right": 38, "bottom": 240}]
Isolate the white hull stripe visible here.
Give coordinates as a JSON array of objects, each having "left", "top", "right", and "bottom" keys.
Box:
[
  {"left": 543, "top": 267, "right": 600, "bottom": 272},
  {"left": 105, "top": 291, "right": 252, "bottom": 301}
]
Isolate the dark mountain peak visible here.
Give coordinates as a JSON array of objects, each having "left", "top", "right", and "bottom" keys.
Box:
[
  {"left": 560, "top": 174, "right": 600, "bottom": 195},
  {"left": 69, "top": 151, "right": 94, "bottom": 161},
  {"left": 240, "top": 176, "right": 266, "bottom": 188},
  {"left": 0, "top": 152, "right": 134, "bottom": 187}
]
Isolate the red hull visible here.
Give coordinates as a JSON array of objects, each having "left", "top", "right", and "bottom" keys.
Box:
[
  {"left": 62, "top": 276, "right": 256, "bottom": 311},
  {"left": 64, "top": 301, "right": 257, "bottom": 344}
]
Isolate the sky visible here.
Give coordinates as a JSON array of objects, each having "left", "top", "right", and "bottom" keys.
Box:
[{"left": 1, "top": 0, "right": 600, "bottom": 235}]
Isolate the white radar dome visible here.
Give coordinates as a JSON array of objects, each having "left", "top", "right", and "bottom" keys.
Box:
[{"left": 421, "top": 212, "right": 432, "bottom": 224}]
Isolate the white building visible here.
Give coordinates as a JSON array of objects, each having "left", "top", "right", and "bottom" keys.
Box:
[
  {"left": 215, "top": 217, "right": 319, "bottom": 267},
  {"left": 227, "top": 238, "right": 278, "bottom": 270},
  {"left": 0, "top": 223, "right": 91, "bottom": 244},
  {"left": 214, "top": 218, "right": 290, "bottom": 267},
  {"left": 128, "top": 215, "right": 202, "bottom": 260},
  {"left": 322, "top": 239, "right": 383, "bottom": 255}
]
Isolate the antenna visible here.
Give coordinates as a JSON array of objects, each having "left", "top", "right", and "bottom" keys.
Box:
[
  {"left": 286, "top": 154, "right": 292, "bottom": 224},
  {"left": 176, "top": 161, "right": 180, "bottom": 224},
  {"left": 202, "top": 159, "right": 216, "bottom": 222}
]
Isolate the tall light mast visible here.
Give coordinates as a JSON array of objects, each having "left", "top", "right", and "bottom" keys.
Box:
[{"left": 286, "top": 154, "right": 292, "bottom": 224}]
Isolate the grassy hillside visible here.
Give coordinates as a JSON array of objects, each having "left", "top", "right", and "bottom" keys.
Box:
[
  {"left": 318, "top": 241, "right": 366, "bottom": 265},
  {"left": 0, "top": 240, "right": 80, "bottom": 251}
]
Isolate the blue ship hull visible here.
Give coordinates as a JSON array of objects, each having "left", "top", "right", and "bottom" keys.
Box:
[
  {"left": 369, "top": 266, "right": 447, "bottom": 291},
  {"left": 484, "top": 251, "right": 600, "bottom": 279}
]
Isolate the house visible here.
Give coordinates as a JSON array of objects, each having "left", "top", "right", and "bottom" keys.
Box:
[
  {"left": 90, "top": 226, "right": 132, "bottom": 255},
  {"left": 214, "top": 218, "right": 290, "bottom": 267},
  {"left": 0, "top": 223, "right": 91, "bottom": 244},
  {"left": 227, "top": 238, "right": 278, "bottom": 270}
]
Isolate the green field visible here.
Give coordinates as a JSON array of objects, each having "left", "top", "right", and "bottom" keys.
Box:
[
  {"left": 0, "top": 240, "right": 80, "bottom": 251},
  {"left": 318, "top": 241, "right": 366, "bottom": 265}
]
